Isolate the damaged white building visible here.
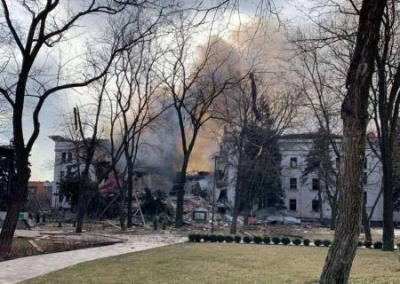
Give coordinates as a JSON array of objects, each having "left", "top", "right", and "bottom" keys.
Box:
[
  {"left": 49, "top": 136, "right": 213, "bottom": 209},
  {"left": 216, "top": 132, "right": 400, "bottom": 225}
]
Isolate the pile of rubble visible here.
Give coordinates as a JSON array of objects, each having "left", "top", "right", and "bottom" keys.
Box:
[{"left": 24, "top": 192, "right": 302, "bottom": 235}]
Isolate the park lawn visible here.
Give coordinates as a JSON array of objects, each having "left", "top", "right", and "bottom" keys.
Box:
[{"left": 25, "top": 243, "right": 400, "bottom": 284}]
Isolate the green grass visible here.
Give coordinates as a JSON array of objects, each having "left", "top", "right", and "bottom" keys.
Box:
[{"left": 25, "top": 243, "right": 400, "bottom": 284}]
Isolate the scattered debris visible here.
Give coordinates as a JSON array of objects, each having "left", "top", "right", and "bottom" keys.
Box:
[
  {"left": 28, "top": 240, "right": 44, "bottom": 252},
  {"left": 192, "top": 207, "right": 208, "bottom": 222},
  {"left": 264, "top": 215, "right": 301, "bottom": 225},
  {"left": 104, "top": 220, "right": 121, "bottom": 230}
]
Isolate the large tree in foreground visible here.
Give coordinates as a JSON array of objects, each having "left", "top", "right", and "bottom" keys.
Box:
[
  {"left": 294, "top": 0, "right": 400, "bottom": 251},
  {"left": 320, "top": 0, "right": 386, "bottom": 283},
  {"left": 0, "top": 0, "right": 162, "bottom": 253}
]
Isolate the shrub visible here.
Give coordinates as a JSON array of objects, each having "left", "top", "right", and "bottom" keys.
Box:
[
  {"left": 253, "top": 236, "right": 263, "bottom": 244},
  {"left": 210, "top": 235, "right": 218, "bottom": 243},
  {"left": 216, "top": 235, "right": 225, "bottom": 243},
  {"left": 303, "top": 239, "right": 310, "bottom": 246},
  {"left": 188, "top": 234, "right": 196, "bottom": 242},
  {"left": 243, "top": 236, "right": 253, "bottom": 244},
  {"left": 272, "top": 237, "right": 281, "bottom": 245},
  {"left": 322, "top": 240, "right": 332, "bottom": 247},
  {"left": 292, "top": 238, "right": 302, "bottom": 246},
  {"left": 263, "top": 236, "right": 271, "bottom": 244},
  {"left": 364, "top": 241, "right": 372, "bottom": 248},
  {"left": 234, "top": 235, "right": 241, "bottom": 243},
  {"left": 225, "top": 235, "right": 234, "bottom": 243},
  {"left": 358, "top": 241, "right": 363, "bottom": 247},
  {"left": 281, "top": 237, "right": 291, "bottom": 245},
  {"left": 373, "top": 241, "right": 383, "bottom": 249},
  {"left": 194, "top": 234, "right": 202, "bottom": 242},
  {"left": 203, "top": 235, "right": 210, "bottom": 242},
  {"left": 314, "top": 239, "right": 322, "bottom": 247}
]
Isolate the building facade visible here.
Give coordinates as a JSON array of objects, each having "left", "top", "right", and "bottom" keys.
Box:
[
  {"left": 27, "top": 181, "right": 54, "bottom": 199},
  {"left": 216, "top": 132, "right": 400, "bottom": 224},
  {"left": 50, "top": 135, "right": 181, "bottom": 207},
  {"left": 49, "top": 135, "right": 106, "bottom": 209}
]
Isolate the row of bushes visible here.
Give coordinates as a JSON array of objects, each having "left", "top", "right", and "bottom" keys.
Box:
[
  {"left": 188, "top": 234, "right": 395, "bottom": 249},
  {"left": 358, "top": 241, "right": 388, "bottom": 249},
  {"left": 188, "top": 234, "right": 313, "bottom": 246}
]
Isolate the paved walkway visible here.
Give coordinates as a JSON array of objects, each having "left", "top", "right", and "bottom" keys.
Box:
[{"left": 0, "top": 234, "right": 187, "bottom": 284}]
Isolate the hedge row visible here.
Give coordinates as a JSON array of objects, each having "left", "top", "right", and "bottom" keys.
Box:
[
  {"left": 358, "top": 241, "right": 386, "bottom": 249},
  {"left": 188, "top": 234, "right": 312, "bottom": 246},
  {"left": 188, "top": 234, "right": 395, "bottom": 249}
]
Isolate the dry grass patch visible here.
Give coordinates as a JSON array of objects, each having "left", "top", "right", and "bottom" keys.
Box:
[{"left": 25, "top": 243, "right": 400, "bottom": 284}]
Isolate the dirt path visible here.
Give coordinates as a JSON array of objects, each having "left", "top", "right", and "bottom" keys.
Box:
[{"left": 0, "top": 234, "right": 186, "bottom": 284}]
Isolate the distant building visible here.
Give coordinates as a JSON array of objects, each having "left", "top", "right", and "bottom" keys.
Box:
[
  {"left": 27, "top": 181, "right": 54, "bottom": 199},
  {"left": 49, "top": 135, "right": 178, "bottom": 208},
  {"left": 49, "top": 135, "right": 107, "bottom": 209},
  {"left": 170, "top": 171, "right": 214, "bottom": 197},
  {"left": 27, "top": 180, "right": 54, "bottom": 211},
  {"left": 217, "top": 132, "right": 400, "bottom": 225}
]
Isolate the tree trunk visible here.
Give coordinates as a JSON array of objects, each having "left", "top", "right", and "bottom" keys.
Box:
[
  {"left": 230, "top": 177, "right": 241, "bottom": 235},
  {"left": 327, "top": 180, "right": 338, "bottom": 230},
  {"left": 382, "top": 155, "right": 394, "bottom": 250},
  {"left": 318, "top": 187, "right": 324, "bottom": 223},
  {"left": 376, "top": 19, "right": 395, "bottom": 250},
  {"left": 320, "top": 116, "right": 368, "bottom": 283},
  {"left": 331, "top": 171, "right": 340, "bottom": 230},
  {"left": 0, "top": 60, "right": 35, "bottom": 253},
  {"left": 230, "top": 130, "right": 245, "bottom": 235},
  {"left": 0, "top": 203, "right": 23, "bottom": 254},
  {"left": 243, "top": 201, "right": 250, "bottom": 227},
  {"left": 75, "top": 139, "right": 98, "bottom": 233},
  {"left": 230, "top": 165, "right": 244, "bottom": 235},
  {"left": 114, "top": 170, "right": 126, "bottom": 230},
  {"left": 175, "top": 155, "right": 189, "bottom": 228},
  {"left": 320, "top": 1, "right": 386, "bottom": 283},
  {"left": 362, "top": 200, "right": 372, "bottom": 242},
  {"left": 75, "top": 200, "right": 84, "bottom": 233},
  {"left": 119, "top": 190, "right": 126, "bottom": 231},
  {"left": 330, "top": 202, "right": 336, "bottom": 230},
  {"left": 126, "top": 166, "right": 133, "bottom": 228},
  {"left": 76, "top": 165, "right": 94, "bottom": 233},
  {"left": 0, "top": 155, "right": 30, "bottom": 254},
  {"left": 76, "top": 178, "right": 88, "bottom": 233}
]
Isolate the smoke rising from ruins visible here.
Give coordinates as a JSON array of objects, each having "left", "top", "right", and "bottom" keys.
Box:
[
  {"left": 89, "top": 18, "right": 293, "bottom": 192},
  {"left": 141, "top": 19, "right": 291, "bottom": 178}
]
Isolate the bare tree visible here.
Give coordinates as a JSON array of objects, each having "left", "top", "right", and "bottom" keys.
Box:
[
  {"left": 288, "top": 45, "right": 344, "bottom": 229},
  {"left": 215, "top": 70, "right": 299, "bottom": 234},
  {"left": 0, "top": 0, "right": 164, "bottom": 253},
  {"left": 158, "top": 7, "right": 252, "bottom": 227},
  {"left": 73, "top": 76, "right": 109, "bottom": 233},
  {"left": 320, "top": 0, "right": 386, "bottom": 282},
  {"left": 289, "top": 48, "right": 384, "bottom": 238},
  {"left": 104, "top": 36, "right": 169, "bottom": 230},
  {"left": 51, "top": 74, "right": 115, "bottom": 231},
  {"left": 367, "top": 0, "right": 400, "bottom": 250},
  {"left": 295, "top": 0, "right": 400, "bottom": 252}
]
